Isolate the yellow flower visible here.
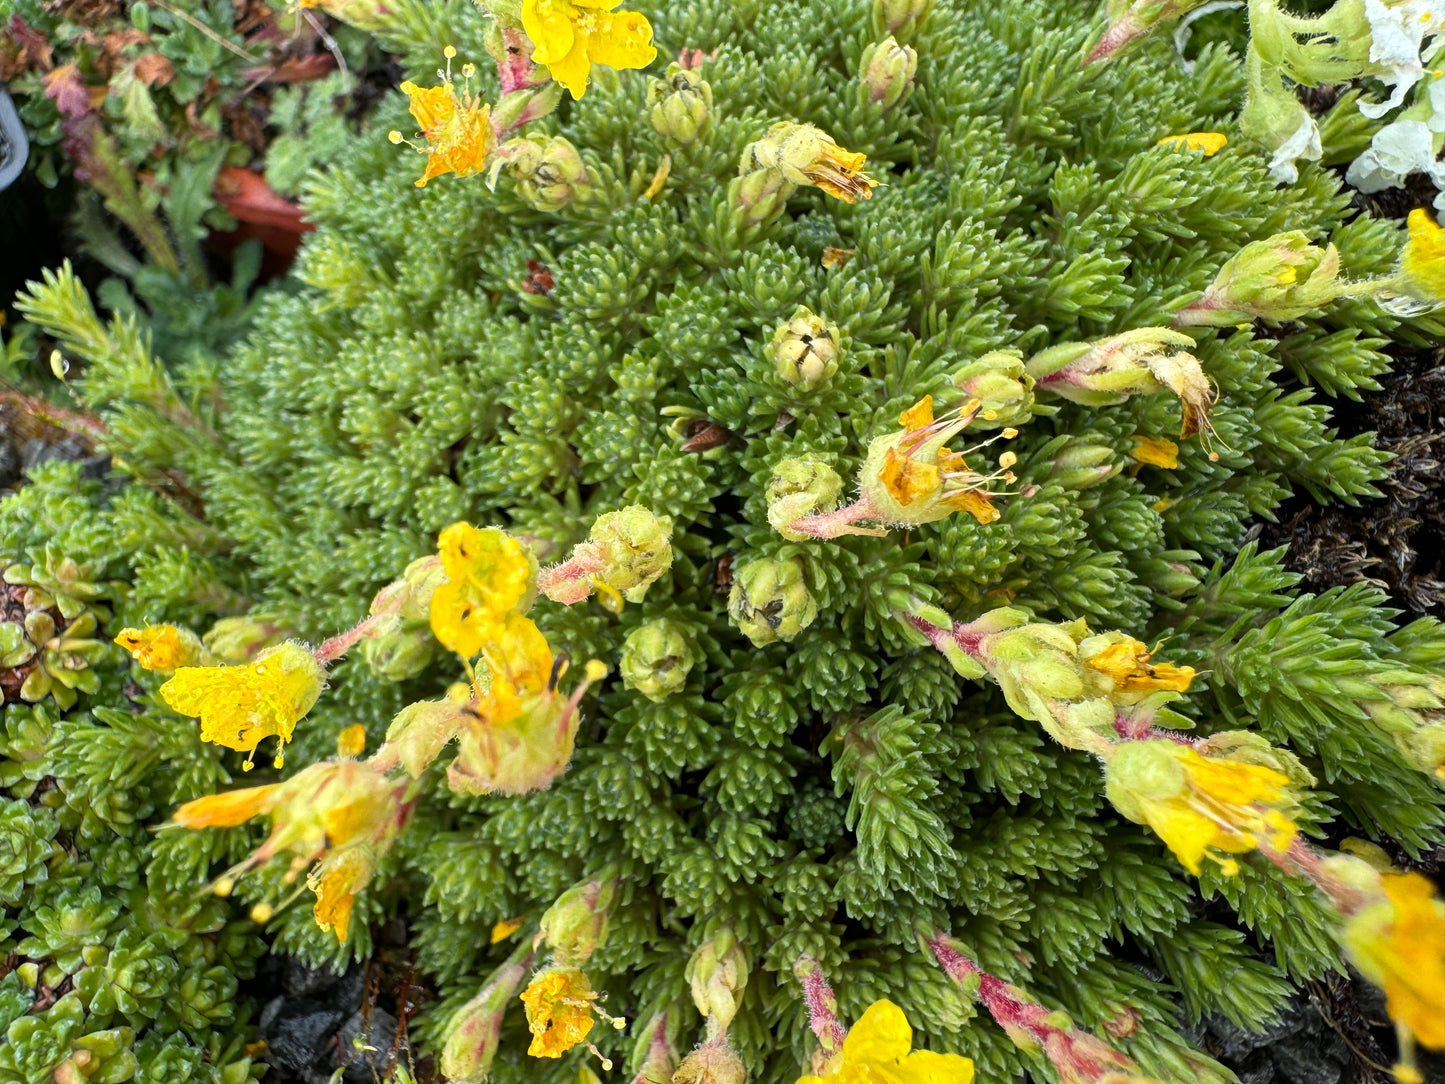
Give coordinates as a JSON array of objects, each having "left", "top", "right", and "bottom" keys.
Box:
[
  {"left": 797, "top": 1000, "right": 974, "bottom": 1084},
  {"left": 520, "top": 967, "right": 598, "bottom": 1058},
  {"left": 475, "top": 612, "right": 554, "bottom": 724},
  {"left": 1130, "top": 435, "right": 1179, "bottom": 469},
  {"left": 429, "top": 522, "right": 537, "bottom": 658},
  {"left": 1083, "top": 635, "right": 1195, "bottom": 697},
  {"left": 160, "top": 642, "right": 326, "bottom": 768},
  {"left": 114, "top": 624, "right": 208, "bottom": 673},
  {"left": 1157, "top": 132, "right": 1228, "bottom": 155},
  {"left": 1343, "top": 872, "right": 1445, "bottom": 1051},
  {"left": 307, "top": 845, "right": 374, "bottom": 944},
  {"left": 1400, "top": 209, "right": 1445, "bottom": 301},
  {"left": 1105, "top": 740, "right": 1299, "bottom": 875},
  {"left": 521, "top": 0, "right": 657, "bottom": 99},
  {"left": 394, "top": 66, "right": 494, "bottom": 188}
]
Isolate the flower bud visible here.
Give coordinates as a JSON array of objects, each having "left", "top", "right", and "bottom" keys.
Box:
[
  {"left": 728, "top": 167, "right": 795, "bottom": 230},
  {"left": 590, "top": 506, "right": 675, "bottom": 599},
  {"left": 770, "top": 306, "right": 841, "bottom": 391},
  {"left": 202, "top": 612, "right": 290, "bottom": 664},
  {"left": 440, "top": 942, "right": 534, "bottom": 1084},
  {"left": 975, "top": 612, "right": 1088, "bottom": 719},
  {"left": 539, "top": 872, "right": 620, "bottom": 965},
  {"left": 1361, "top": 670, "right": 1445, "bottom": 781},
  {"left": 1383, "top": 208, "right": 1445, "bottom": 314},
  {"left": 859, "top": 36, "right": 917, "bottom": 109},
  {"left": 475, "top": 0, "right": 523, "bottom": 26},
  {"left": 1049, "top": 439, "right": 1120, "bottom": 490},
  {"left": 766, "top": 458, "right": 844, "bottom": 541},
  {"left": 630, "top": 1011, "right": 680, "bottom": 1084},
  {"left": 871, "top": 0, "right": 934, "bottom": 41},
  {"left": 687, "top": 931, "right": 749, "bottom": 1035},
  {"left": 383, "top": 694, "right": 469, "bottom": 778},
  {"left": 672, "top": 1038, "right": 747, "bottom": 1084},
  {"left": 648, "top": 64, "right": 713, "bottom": 145},
  {"left": 495, "top": 134, "right": 595, "bottom": 212},
  {"left": 1175, "top": 231, "right": 1344, "bottom": 326},
  {"left": 620, "top": 619, "right": 695, "bottom": 701},
  {"left": 358, "top": 555, "right": 448, "bottom": 680},
  {"left": 951, "top": 350, "right": 1037, "bottom": 429},
  {"left": 859, "top": 397, "right": 1006, "bottom": 526},
  {"left": 728, "top": 558, "right": 817, "bottom": 646}
]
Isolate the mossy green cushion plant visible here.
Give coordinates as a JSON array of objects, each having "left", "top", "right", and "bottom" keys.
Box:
[{"left": 9, "top": 0, "right": 1445, "bottom": 1082}]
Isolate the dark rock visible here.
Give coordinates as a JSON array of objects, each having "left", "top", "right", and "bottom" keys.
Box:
[
  {"left": 262, "top": 999, "right": 345, "bottom": 1073},
  {"left": 336, "top": 1006, "right": 400, "bottom": 1082},
  {"left": 281, "top": 957, "right": 346, "bottom": 1000},
  {"left": 0, "top": 440, "right": 18, "bottom": 491},
  {"left": 1238, "top": 1053, "right": 1276, "bottom": 1084},
  {"left": 1273, "top": 1035, "right": 1343, "bottom": 1084}
]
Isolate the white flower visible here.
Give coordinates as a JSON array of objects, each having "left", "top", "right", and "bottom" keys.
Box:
[
  {"left": 1269, "top": 117, "right": 1323, "bottom": 183},
  {"left": 1359, "top": 0, "right": 1445, "bottom": 119},
  {"left": 1346, "top": 118, "right": 1445, "bottom": 197}
]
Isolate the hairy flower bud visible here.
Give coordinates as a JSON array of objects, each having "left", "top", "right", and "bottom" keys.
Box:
[
  {"left": 590, "top": 506, "right": 675, "bottom": 598},
  {"left": 672, "top": 1037, "right": 747, "bottom": 1084},
  {"left": 495, "top": 134, "right": 595, "bottom": 211},
  {"left": 648, "top": 64, "right": 713, "bottom": 145},
  {"left": 770, "top": 306, "right": 841, "bottom": 391},
  {"left": 728, "top": 558, "right": 817, "bottom": 646},
  {"left": 859, "top": 35, "right": 918, "bottom": 109},
  {"left": 686, "top": 930, "right": 749, "bottom": 1035},
  {"left": 1361, "top": 670, "right": 1445, "bottom": 782},
  {"left": 620, "top": 619, "right": 695, "bottom": 701},
  {"left": 358, "top": 555, "right": 447, "bottom": 680},
  {"left": 202, "top": 612, "right": 290, "bottom": 664},
  {"left": 1174, "top": 231, "right": 1345, "bottom": 326},
  {"left": 767, "top": 458, "right": 844, "bottom": 541},
  {"left": 540, "top": 872, "right": 620, "bottom": 965},
  {"left": 871, "top": 0, "right": 934, "bottom": 41},
  {"left": 951, "top": 350, "right": 1038, "bottom": 429},
  {"left": 382, "top": 692, "right": 470, "bottom": 778}
]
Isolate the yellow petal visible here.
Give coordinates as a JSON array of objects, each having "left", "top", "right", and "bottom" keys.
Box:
[
  {"left": 1157, "top": 132, "right": 1228, "bottom": 155},
  {"left": 173, "top": 785, "right": 282, "bottom": 828},
  {"left": 545, "top": 36, "right": 593, "bottom": 97},
  {"left": 879, "top": 447, "right": 941, "bottom": 507},
  {"left": 900, "top": 1049, "right": 976, "bottom": 1084},
  {"left": 898, "top": 396, "right": 934, "bottom": 431},
  {"left": 522, "top": 0, "right": 578, "bottom": 64},
  {"left": 583, "top": 8, "right": 657, "bottom": 72},
  {"left": 401, "top": 81, "right": 456, "bottom": 136},
  {"left": 842, "top": 1000, "right": 913, "bottom": 1066}
]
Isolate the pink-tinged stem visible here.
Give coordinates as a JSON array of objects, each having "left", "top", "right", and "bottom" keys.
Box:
[
  {"left": 1081, "top": 10, "right": 1148, "bottom": 66},
  {"left": 794, "top": 956, "right": 849, "bottom": 1056},
  {"left": 313, "top": 613, "right": 386, "bottom": 664},
  {"left": 1171, "top": 295, "right": 1226, "bottom": 327},
  {"left": 628, "top": 1012, "right": 675, "bottom": 1084},
  {"left": 496, "top": 28, "right": 537, "bottom": 94},
  {"left": 1261, "top": 837, "right": 1371, "bottom": 917},
  {"left": 790, "top": 495, "right": 890, "bottom": 539}
]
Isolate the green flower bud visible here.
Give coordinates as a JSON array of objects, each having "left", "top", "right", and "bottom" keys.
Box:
[
  {"left": 686, "top": 930, "right": 749, "bottom": 1035},
  {"left": 767, "top": 458, "right": 844, "bottom": 541},
  {"left": 383, "top": 694, "right": 469, "bottom": 778},
  {"left": 770, "top": 306, "right": 841, "bottom": 391},
  {"left": 871, "top": 0, "right": 934, "bottom": 41},
  {"left": 951, "top": 350, "right": 1038, "bottom": 429},
  {"left": 859, "top": 35, "right": 918, "bottom": 109},
  {"left": 620, "top": 619, "right": 695, "bottom": 701},
  {"left": 1175, "top": 232, "right": 1344, "bottom": 326},
  {"left": 728, "top": 558, "right": 817, "bottom": 646},
  {"left": 1048, "top": 439, "right": 1120, "bottom": 490},
  {"left": 648, "top": 64, "right": 713, "bottom": 145},
  {"left": 496, "top": 134, "right": 595, "bottom": 212},
  {"left": 358, "top": 556, "right": 448, "bottom": 680},
  {"left": 728, "top": 166, "right": 795, "bottom": 230},
  {"left": 202, "top": 612, "right": 291, "bottom": 664},
  {"left": 477, "top": 0, "right": 523, "bottom": 29},
  {"left": 1361, "top": 670, "right": 1445, "bottom": 781},
  {"left": 539, "top": 872, "right": 620, "bottom": 965},
  {"left": 590, "top": 505, "right": 674, "bottom": 599},
  {"left": 440, "top": 943, "right": 534, "bottom": 1084}
]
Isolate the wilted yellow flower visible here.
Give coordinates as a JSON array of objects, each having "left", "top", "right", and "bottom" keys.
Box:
[
  {"left": 429, "top": 522, "right": 537, "bottom": 657},
  {"left": 521, "top": 0, "right": 657, "bottom": 99},
  {"left": 475, "top": 612, "right": 554, "bottom": 723},
  {"left": 1343, "top": 871, "right": 1445, "bottom": 1052},
  {"left": 520, "top": 967, "right": 600, "bottom": 1058},
  {"left": 393, "top": 57, "right": 494, "bottom": 187},
  {"left": 160, "top": 642, "right": 326, "bottom": 768},
  {"left": 797, "top": 999, "right": 975, "bottom": 1084},
  {"left": 172, "top": 783, "right": 283, "bottom": 829},
  {"left": 1082, "top": 634, "right": 1195, "bottom": 698},
  {"left": 307, "top": 845, "right": 375, "bottom": 944},
  {"left": 114, "top": 624, "right": 209, "bottom": 673},
  {"left": 1157, "top": 132, "right": 1228, "bottom": 155},
  {"left": 741, "top": 122, "right": 878, "bottom": 203},
  {"left": 1399, "top": 208, "right": 1445, "bottom": 302},
  {"left": 1105, "top": 740, "right": 1299, "bottom": 875},
  {"left": 861, "top": 396, "right": 1009, "bottom": 526}
]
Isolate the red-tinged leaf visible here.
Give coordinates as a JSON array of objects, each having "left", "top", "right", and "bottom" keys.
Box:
[
  {"left": 214, "top": 167, "right": 313, "bottom": 234},
  {"left": 240, "top": 52, "right": 336, "bottom": 84},
  {"left": 5, "top": 15, "right": 54, "bottom": 72},
  {"left": 134, "top": 52, "right": 174, "bottom": 86},
  {"left": 42, "top": 63, "right": 92, "bottom": 119}
]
